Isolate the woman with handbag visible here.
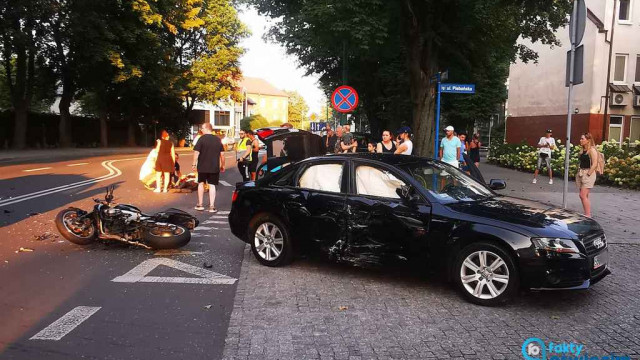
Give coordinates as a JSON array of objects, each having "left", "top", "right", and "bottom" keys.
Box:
[{"left": 576, "top": 133, "right": 598, "bottom": 217}]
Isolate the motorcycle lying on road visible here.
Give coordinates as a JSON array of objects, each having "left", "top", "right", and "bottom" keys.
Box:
[{"left": 55, "top": 186, "right": 199, "bottom": 249}]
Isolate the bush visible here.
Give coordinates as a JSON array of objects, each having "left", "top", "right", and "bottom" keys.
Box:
[
  {"left": 239, "top": 114, "right": 269, "bottom": 131},
  {"left": 488, "top": 138, "right": 640, "bottom": 189}
]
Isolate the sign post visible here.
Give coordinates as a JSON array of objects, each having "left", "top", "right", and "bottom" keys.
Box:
[
  {"left": 434, "top": 82, "right": 476, "bottom": 159},
  {"left": 563, "top": 0, "right": 584, "bottom": 209}
]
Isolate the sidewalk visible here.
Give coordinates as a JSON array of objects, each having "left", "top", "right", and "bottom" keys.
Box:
[{"left": 482, "top": 162, "right": 640, "bottom": 244}]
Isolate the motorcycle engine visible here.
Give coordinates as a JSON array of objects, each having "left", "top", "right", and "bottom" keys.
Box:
[{"left": 102, "top": 208, "right": 126, "bottom": 234}]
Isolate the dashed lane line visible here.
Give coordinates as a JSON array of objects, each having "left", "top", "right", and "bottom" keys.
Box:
[
  {"left": 219, "top": 180, "right": 232, "bottom": 187},
  {"left": 202, "top": 220, "right": 228, "bottom": 225},
  {"left": 30, "top": 306, "right": 101, "bottom": 341},
  {"left": 67, "top": 162, "right": 89, "bottom": 167},
  {"left": 23, "top": 167, "right": 52, "bottom": 172}
]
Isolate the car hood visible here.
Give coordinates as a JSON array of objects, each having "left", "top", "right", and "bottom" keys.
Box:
[{"left": 446, "top": 196, "right": 603, "bottom": 239}]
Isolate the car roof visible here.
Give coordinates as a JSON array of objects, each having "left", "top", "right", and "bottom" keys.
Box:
[{"left": 303, "top": 153, "right": 433, "bottom": 166}]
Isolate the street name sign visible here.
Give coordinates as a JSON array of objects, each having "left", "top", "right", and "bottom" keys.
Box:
[
  {"left": 331, "top": 85, "right": 359, "bottom": 113},
  {"left": 440, "top": 83, "right": 476, "bottom": 94}
]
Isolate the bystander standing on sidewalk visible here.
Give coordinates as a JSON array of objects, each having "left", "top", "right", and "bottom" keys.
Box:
[
  {"left": 458, "top": 132, "right": 467, "bottom": 169},
  {"left": 333, "top": 126, "right": 344, "bottom": 153},
  {"left": 468, "top": 133, "right": 481, "bottom": 167},
  {"left": 192, "top": 123, "right": 225, "bottom": 213},
  {"left": 154, "top": 130, "right": 175, "bottom": 193},
  {"left": 235, "top": 130, "right": 252, "bottom": 182},
  {"left": 532, "top": 129, "right": 556, "bottom": 184},
  {"left": 340, "top": 125, "right": 357, "bottom": 153},
  {"left": 394, "top": 127, "right": 413, "bottom": 155},
  {"left": 248, "top": 130, "right": 260, "bottom": 181},
  {"left": 376, "top": 130, "right": 396, "bottom": 153},
  {"left": 439, "top": 126, "right": 461, "bottom": 167},
  {"left": 576, "top": 133, "right": 598, "bottom": 217}
]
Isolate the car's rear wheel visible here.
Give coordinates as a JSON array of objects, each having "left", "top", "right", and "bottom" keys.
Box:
[
  {"left": 453, "top": 242, "right": 518, "bottom": 306},
  {"left": 248, "top": 214, "right": 293, "bottom": 267}
]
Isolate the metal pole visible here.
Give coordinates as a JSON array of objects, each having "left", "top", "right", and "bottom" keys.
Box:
[
  {"left": 488, "top": 116, "right": 493, "bottom": 153},
  {"left": 342, "top": 40, "right": 348, "bottom": 126},
  {"left": 563, "top": 0, "right": 579, "bottom": 208},
  {"left": 434, "top": 73, "right": 442, "bottom": 159},
  {"left": 602, "top": 0, "right": 618, "bottom": 143}
]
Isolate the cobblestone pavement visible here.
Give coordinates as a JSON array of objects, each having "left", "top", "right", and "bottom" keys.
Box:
[
  {"left": 481, "top": 162, "right": 640, "bottom": 245},
  {"left": 222, "top": 244, "right": 640, "bottom": 360},
  {"left": 221, "top": 163, "right": 640, "bottom": 360}
]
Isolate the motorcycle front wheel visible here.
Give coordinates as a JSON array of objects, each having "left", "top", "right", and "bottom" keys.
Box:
[
  {"left": 143, "top": 223, "right": 191, "bottom": 249},
  {"left": 55, "top": 208, "right": 97, "bottom": 245}
]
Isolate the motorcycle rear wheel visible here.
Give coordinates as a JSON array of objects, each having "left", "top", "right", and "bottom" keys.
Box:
[
  {"left": 55, "top": 208, "right": 97, "bottom": 245},
  {"left": 143, "top": 224, "right": 191, "bottom": 249}
]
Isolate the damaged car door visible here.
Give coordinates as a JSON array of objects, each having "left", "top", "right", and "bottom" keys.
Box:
[
  {"left": 285, "top": 160, "right": 348, "bottom": 253},
  {"left": 343, "top": 161, "right": 432, "bottom": 265}
]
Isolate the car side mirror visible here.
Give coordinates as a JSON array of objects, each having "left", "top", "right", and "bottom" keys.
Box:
[{"left": 488, "top": 179, "right": 506, "bottom": 190}]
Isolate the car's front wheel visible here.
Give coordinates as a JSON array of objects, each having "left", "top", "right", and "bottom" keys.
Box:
[
  {"left": 453, "top": 242, "right": 518, "bottom": 306},
  {"left": 248, "top": 213, "right": 293, "bottom": 267}
]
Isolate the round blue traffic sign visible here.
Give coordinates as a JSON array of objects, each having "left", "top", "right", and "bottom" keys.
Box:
[{"left": 331, "top": 85, "right": 359, "bottom": 113}]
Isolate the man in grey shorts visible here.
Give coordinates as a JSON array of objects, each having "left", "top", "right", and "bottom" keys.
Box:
[{"left": 532, "top": 129, "right": 556, "bottom": 184}]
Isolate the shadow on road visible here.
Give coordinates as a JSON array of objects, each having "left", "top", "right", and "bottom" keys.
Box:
[{"left": 0, "top": 177, "right": 124, "bottom": 228}]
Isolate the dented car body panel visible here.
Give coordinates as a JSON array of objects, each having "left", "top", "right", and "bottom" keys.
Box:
[{"left": 229, "top": 153, "right": 610, "bottom": 290}]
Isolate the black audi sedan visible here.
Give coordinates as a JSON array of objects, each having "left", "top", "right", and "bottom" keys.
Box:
[{"left": 229, "top": 153, "right": 610, "bottom": 306}]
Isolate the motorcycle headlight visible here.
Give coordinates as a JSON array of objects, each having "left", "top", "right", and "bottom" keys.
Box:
[{"left": 531, "top": 237, "right": 580, "bottom": 254}]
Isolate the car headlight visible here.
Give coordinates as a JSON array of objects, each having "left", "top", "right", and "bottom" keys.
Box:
[{"left": 531, "top": 237, "right": 580, "bottom": 254}]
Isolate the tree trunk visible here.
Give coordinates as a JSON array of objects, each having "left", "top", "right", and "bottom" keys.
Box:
[
  {"left": 99, "top": 110, "right": 108, "bottom": 147},
  {"left": 403, "top": 0, "right": 438, "bottom": 158},
  {"left": 58, "top": 88, "right": 73, "bottom": 147},
  {"left": 127, "top": 121, "right": 137, "bottom": 146},
  {"left": 12, "top": 101, "right": 28, "bottom": 149}
]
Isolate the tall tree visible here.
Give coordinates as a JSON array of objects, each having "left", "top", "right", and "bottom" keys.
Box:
[
  {"left": 285, "top": 90, "right": 308, "bottom": 128},
  {"left": 0, "top": 0, "right": 44, "bottom": 149},
  {"left": 246, "top": 0, "right": 570, "bottom": 156}
]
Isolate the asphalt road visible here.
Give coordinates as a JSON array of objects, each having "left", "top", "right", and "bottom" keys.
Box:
[{"left": 0, "top": 150, "right": 244, "bottom": 360}]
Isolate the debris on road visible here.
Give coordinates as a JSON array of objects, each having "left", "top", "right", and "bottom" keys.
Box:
[
  {"left": 203, "top": 262, "right": 213, "bottom": 269},
  {"left": 17, "top": 247, "right": 34, "bottom": 253},
  {"left": 338, "top": 306, "right": 348, "bottom": 311},
  {"left": 33, "top": 232, "right": 58, "bottom": 241},
  {"left": 204, "top": 305, "right": 212, "bottom": 309},
  {"left": 27, "top": 212, "right": 41, "bottom": 217},
  {"left": 3, "top": 210, "right": 12, "bottom": 214}
]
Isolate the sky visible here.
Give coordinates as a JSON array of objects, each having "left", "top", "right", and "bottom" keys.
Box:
[{"left": 238, "top": 7, "right": 324, "bottom": 115}]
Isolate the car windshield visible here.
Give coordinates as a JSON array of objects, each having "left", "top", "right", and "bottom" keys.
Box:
[{"left": 399, "top": 161, "right": 494, "bottom": 203}]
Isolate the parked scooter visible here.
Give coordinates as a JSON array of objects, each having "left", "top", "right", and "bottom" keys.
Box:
[{"left": 55, "top": 186, "right": 198, "bottom": 249}]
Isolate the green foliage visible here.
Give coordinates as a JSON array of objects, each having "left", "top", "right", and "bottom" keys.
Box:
[
  {"left": 245, "top": 0, "right": 571, "bottom": 155},
  {"left": 286, "top": 90, "right": 309, "bottom": 128},
  {"left": 240, "top": 114, "right": 268, "bottom": 131},
  {"left": 488, "top": 139, "right": 640, "bottom": 189}
]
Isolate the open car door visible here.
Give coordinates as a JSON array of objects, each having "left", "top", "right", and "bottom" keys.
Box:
[{"left": 255, "top": 128, "right": 326, "bottom": 178}]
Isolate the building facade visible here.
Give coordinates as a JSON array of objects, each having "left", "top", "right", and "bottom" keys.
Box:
[
  {"left": 241, "top": 77, "right": 289, "bottom": 125},
  {"left": 506, "top": 0, "right": 640, "bottom": 146}
]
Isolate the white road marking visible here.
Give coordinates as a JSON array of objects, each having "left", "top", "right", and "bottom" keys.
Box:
[
  {"left": 0, "top": 156, "right": 144, "bottom": 208},
  {"left": 208, "top": 215, "right": 228, "bottom": 219},
  {"left": 202, "top": 220, "right": 228, "bottom": 225},
  {"left": 23, "top": 167, "right": 52, "bottom": 172},
  {"left": 216, "top": 210, "right": 230, "bottom": 215},
  {"left": 191, "top": 233, "right": 212, "bottom": 237},
  {"left": 30, "top": 306, "right": 101, "bottom": 341},
  {"left": 193, "top": 226, "right": 215, "bottom": 231},
  {"left": 153, "top": 249, "right": 206, "bottom": 256},
  {"left": 67, "top": 162, "right": 89, "bottom": 167},
  {"left": 219, "top": 180, "right": 232, "bottom": 186},
  {"left": 111, "top": 258, "right": 236, "bottom": 285}
]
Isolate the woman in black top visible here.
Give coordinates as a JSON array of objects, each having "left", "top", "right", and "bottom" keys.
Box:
[
  {"left": 376, "top": 130, "right": 397, "bottom": 153},
  {"left": 576, "top": 133, "right": 598, "bottom": 217},
  {"left": 468, "top": 133, "right": 481, "bottom": 167},
  {"left": 154, "top": 130, "right": 176, "bottom": 193}
]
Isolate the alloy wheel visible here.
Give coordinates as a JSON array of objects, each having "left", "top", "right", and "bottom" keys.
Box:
[
  {"left": 460, "top": 250, "right": 510, "bottom": 300},
  {"left": 254, "top": 222, "right": 284, "bottom": 261}
]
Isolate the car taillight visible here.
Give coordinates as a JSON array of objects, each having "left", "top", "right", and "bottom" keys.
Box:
[{"left": 231, "top": 190, "right": 238, "bottom": 203}]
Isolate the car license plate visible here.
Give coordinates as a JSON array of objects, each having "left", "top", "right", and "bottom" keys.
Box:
[{"left": 593, "top": 251, "right": 608, "bottom": 270}]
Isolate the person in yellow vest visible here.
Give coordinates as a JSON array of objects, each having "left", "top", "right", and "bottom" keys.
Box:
[{"left": 235, "top": 129, "right": 253, "bottom": 182}]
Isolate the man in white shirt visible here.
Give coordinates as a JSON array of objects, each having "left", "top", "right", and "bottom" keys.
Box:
[{"left": 532, "top": 129, "right": 556, "bottom": 184}]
